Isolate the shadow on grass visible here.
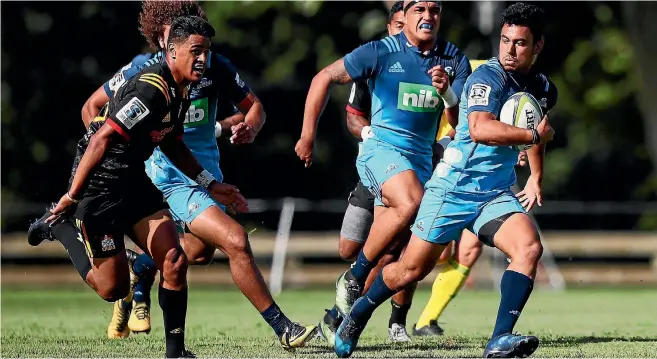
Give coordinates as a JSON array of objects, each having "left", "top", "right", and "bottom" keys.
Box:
[{"left": 541, "top": 335, "right": 657, "bottom": 345}]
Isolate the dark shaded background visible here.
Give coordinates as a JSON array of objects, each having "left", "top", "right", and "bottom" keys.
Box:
[{"left": 2, "top": 1, "right": 656, "bottom": 233}]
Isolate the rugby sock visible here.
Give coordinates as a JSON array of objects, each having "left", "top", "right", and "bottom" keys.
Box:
[
  {"left": 328, "top": 305, "right": 340, "bottom": 320},
  {"left": 133, "top": 253, "right": 157, "bottom": 305},
  {"left": 389, "top": 299, "right": 411, "bottom": 328},
  {"left": 261, "top": 302, "right": 293, "bottom": 337},
  {"left": 350, "top": 272, "right": 396, "bottom": 326},
  {"left": 51, "top": 221, "right": 93, "bottom": 282},
  {"left": 159, "top": 286, "right": 188, "bottom": 358},
  {"left": 416, "top": 259, "right": 470, "bottom": 328},
  {"left": 349, "top": 250, "right": 375, "bottom": 284},
  {"left": 491, "top": 270, "right": 534, "bottom": 339}
]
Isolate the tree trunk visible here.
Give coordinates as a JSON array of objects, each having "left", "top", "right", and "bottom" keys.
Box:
[{"left": 622, "top": 2, "right": 657, "bottom": 186}]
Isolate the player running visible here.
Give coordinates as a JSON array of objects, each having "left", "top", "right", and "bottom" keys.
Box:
[
  {"left": 36, "top": 16, "right": 223, "bottom": 358},
  {"left": 333, "top": 3, "right": 557, "bottom": 358},
  {"left": 296, "top": 0, "right": 470, "bottom": 342},
  {"left": 29, "top": 0, "right": 317, "bottom": 349}
]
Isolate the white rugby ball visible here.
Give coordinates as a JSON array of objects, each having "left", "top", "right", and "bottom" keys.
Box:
[{"left": 499, "top": 92, "right": 543, "bottom": 150}]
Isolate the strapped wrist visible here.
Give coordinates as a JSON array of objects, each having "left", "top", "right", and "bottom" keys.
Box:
[
  {"left": 195, "top": 169, "right": 216, "bottom": 189},
  {"left": 442, "top": 86, "right": 459, "bottom": 108}
]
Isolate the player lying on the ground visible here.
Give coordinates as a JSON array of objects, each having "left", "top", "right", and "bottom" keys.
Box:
[
  {"left": 31, "top": 16, "right": 231, "bottom": 358},
  {"left": 296, "top": 0, "right": 471, "bottom": 346},
  {"left": 29, "top": 0, "right": 317, "bottom": 349},
  {"left": 333, "top": 2, "right": 558, "bottom": 358}
]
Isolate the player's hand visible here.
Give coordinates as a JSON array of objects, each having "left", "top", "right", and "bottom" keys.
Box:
[
  {"left": 230, "top": 122, "right": 257, "bottom": 144},
  {"left": 536, "top": 115, "right": 554, "bottom": 144},
  {"left": 516, "top": 151, "right": 528, "bottom": 167},
  {"left": 516, "top": 175, "right": 542, "bottom": 212},
  {"left": 46, "top": 193, "right": 76, "bottom": 223},
  {"left": 207, "top": 182, "right": 249, "bottom": 215},
  {"left": 427, "top": 65, "right": 450, "bottom": 95},
  {"left": 295, "top": 136, "right": 314, "bottom": 168}
]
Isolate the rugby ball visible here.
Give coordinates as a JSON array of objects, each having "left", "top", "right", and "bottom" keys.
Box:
[{"left": 499, "top": 92, "right": 543, "bottom": 150}]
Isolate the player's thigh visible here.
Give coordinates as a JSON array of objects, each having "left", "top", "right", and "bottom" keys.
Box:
[
  {"left": 357, "top": 143, "right": 426, "bottom": 208},
  {"left": 181, "top": 232, "right": 216, "bottom": 266},
  {"left": 387, "top": 234, "right": 447, "bottom": 287},
  {"left": 130, "top": 209, "right": 181, "bottom": 269},
  {"left": 472, "top": 192, "right": 539, "bottom": 257},
  {"left": 454, "top": 230, "right": 482, "bottom": 268},
  {"left": 73, "top": 198, "right": 130, "bottom": 299},
  {"left": 339, "top": 181, "right": 374, "bottom": 255},
  {"left": 411, "top": 187, "right": 477, "bottom": 246},
  {"left": 187, "top": 204, "right": 249, "bottom": 257}
]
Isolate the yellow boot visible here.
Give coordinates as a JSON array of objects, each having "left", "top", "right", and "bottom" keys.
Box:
[
  {"left": 128, "top": 301, "right": 151, "bottom": 334},
  {"left": 107, "top": 299, "right": 131, "bottom": 339}
]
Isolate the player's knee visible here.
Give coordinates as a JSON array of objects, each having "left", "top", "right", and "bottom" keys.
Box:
[
  {"left": 223, "top": 230, "right": 254, "bottom": 261},
  {"left": 400, "top": 262, "right": 429, "bottom": 286},
  {"left": 513, "top": 239, "right": 543, "bottom": 265},
  {"left": 338, "top": 238, "right": 361, "bottom": 261},
  {"left": 96, "top": 281, "right": 130, "bottom": 302},
  {"left": 162, "top": 247, "right": 188, "bottom": 286},
  {"left": 395, "top": 199, "right": 421, "bottom": 223}
]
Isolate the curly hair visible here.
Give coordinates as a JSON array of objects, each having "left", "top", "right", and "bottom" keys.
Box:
[
  {"left": 138, "top": 0, "right": 207, "bottom": 51},
  {"left": 501, "top": 2, "right": 547, "bottom": 42}
]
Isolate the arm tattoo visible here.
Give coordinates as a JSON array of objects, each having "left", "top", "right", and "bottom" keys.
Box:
[{"left": 323, "top": 58, "right": 352, "bottom": 85}]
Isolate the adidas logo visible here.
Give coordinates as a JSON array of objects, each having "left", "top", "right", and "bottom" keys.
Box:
[{"left": 388, "top": 62, "right": 404, "bottom": 73}]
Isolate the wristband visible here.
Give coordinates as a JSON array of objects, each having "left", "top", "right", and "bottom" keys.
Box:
[
  {"left": 361, "top": 125, "right": 374, "bottom": 141},
  {"left": 214, "top": 122, "right": 222, "bottom": 138},
  {"left": 195, "top": 169, "right": 216, "bottom": 189},
  {"left": 66, "top": 192, "right": 80, "bottom": 204},
  {"left": 531, "top": 129, "right": 540, "bottom": 144},
  {"left": 441, "top": 86, "right": 459, "bottom": 108}
]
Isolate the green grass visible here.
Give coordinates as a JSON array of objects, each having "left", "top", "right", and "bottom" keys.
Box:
[{"left": 2, "top": 286, "right": 656, "bottom": 357}]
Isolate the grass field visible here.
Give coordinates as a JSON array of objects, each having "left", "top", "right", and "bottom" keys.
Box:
[{"left": 2, "top": 285, "right": 656, "bottom": 358}]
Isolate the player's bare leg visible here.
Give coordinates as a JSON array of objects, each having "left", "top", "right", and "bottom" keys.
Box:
[
  {"left": 186, "top": 205, "right": 317, "bottom": 349},
  {"left": 483, "top": 213, "right": 542, "bottom": 358},
  {"left": 415, "top": 231, "right": 482, "bottom": 336},
  {"left": 131, "top": 209, "right": 193, "bottom": 358},
  {"left": 335, "top": 170, "right": 424, "bottom": 317},
  {"left": 87, "top": 251, "right": 132, "bottom": 339}
]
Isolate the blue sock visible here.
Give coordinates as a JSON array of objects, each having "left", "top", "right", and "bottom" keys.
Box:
[
  {"left": 491, "top": 270, "right": 534, "bottom": 339},
  {"left": 349, "top": 250, "right": 374, "bottom": 284},
  {"left": 133, "top": 253, "right": 156, "bottom": 305},
  {"left": 261, "top": 303, "right": 292, "bottom": 337},
  {"left": 350, "top": 272, "right": 396, "bottom": 326},
  {"left": 329, "top": 305, "right": 340, "bottom": 319}
]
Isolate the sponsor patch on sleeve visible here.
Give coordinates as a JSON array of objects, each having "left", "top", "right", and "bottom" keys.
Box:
[
  {"left": 235, "top": 72, "right": 245, "bottom": 88},
  {"left": 115, "top": 97, "right": 150, "bottom": 129},
  {"left": 467, "top": 83, "right": 491, "bottom": 107},
  {"left": 108, "top": 72, "right": 126, "bottom": 93}
]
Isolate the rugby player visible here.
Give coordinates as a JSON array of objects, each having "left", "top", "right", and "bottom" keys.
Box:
[
  {"left": 38, "top": 16, "right": 224, "bottom": 358},
  {"left": 296, "top": 0, "right": 470, "bottom": 342},
  {"left": 30, "top": 0, "right": 317, "bottom": 349},
  {"left": 333, "top": 3, "right": 557, "bottom": 358}
]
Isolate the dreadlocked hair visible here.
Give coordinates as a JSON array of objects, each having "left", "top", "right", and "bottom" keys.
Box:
[{"left": 138, "top": 0, "right": 207, "bottom": 51}]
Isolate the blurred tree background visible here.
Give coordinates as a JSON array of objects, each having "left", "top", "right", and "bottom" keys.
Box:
[{"left": 1, "top": 1, "right": 655, "bottom": 232}]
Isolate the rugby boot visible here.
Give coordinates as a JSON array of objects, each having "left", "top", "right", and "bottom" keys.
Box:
[
  {"left": 412, "top": 320, "right": 444, "bottom": 336},
  {"left": 483, "top": 333, "right": 540, "bottom": 358},
  {"left": 126, "top": 249, "right": 152, "bottom": 334},
  {"left": 388, "top": 323, "right": 412, "bottom": 342},
  {"left": 335, "top": 271, "right": 362, "bottom": 317},
  {"left": 317, "top": 308, "right": 342, "bottom": 347},
  {"left": 334, "top": 309, "right": 367, "bottom": 358},
  {"left": 279, "top": 322, "right": 318, "bottom": 350},
  {"left": 107, "top": 299, "right": 132, "bottom": 339},
  {"left": 27, "top": 204, "right": 61, "bottom": 246}
]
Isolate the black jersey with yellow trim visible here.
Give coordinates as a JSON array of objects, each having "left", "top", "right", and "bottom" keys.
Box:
[{"left": 72, "top": 60, "right": 190, "bottom": 195}]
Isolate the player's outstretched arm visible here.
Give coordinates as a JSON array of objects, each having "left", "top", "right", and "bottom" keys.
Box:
[
  {"left": 159, "top": 138, "right": 248, "bottom": 214},
  {"left": 81, "top": 86, "right": 111, "bottom": 129},
  {"left": 216, "top": 106, "right": 245, "bottom": 138},
  {"left": 296, "top": 58, "right": 353, "bottom": 167}
]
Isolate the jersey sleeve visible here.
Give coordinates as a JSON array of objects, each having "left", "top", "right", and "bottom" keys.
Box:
[
  {"left": 465, "top": 66, "right": 505, "bottom": 117},
  {"left": 346, "top": 81, "right": 371, "bottom": 117},
  {"left": 343, "top": 41, "right": 380, "bottom": 82},
  {"left": 452, "top": 53, "right": 472, "bottom": 100},
  {"left": 215, "top": 54, "right": 251, "bottom": 107},
  {"left": 103, "top": 53, "right": 154, "bottom": 97},
  {"left": 105, "top": 74, "right": 170, "bottom": 141},
  {"left": 544, "top": 78, "right": 558, "bottom": 115}
]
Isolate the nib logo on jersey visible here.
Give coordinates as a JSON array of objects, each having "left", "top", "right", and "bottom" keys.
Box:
[
  {"left": 397, "top": 82, "right": 442, "bottom": 113},
  {"left": 184, "top": 98, "right": 209, "bottom": 127}
]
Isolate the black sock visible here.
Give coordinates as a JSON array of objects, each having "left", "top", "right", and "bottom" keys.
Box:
[
  {"left": 491, "top": 270, "right": 534, "bottom": 339},
  {"left": 51, "top": 220, "right": 92, "bottom": 281},
  {"left": 349, "top": 250, "right": 374, "bottom": 284},
  {"left": 350, "top": 272, "right": 396, "bottom": 326},
  {"left": 159, "top": 286, "right": 188, "bottom": 358},
  {"left": 389, "top": 299, "right": 411, "bottom": 328},
  {"left": 260, "top": 302, "right": 292, "bottom": 337}
]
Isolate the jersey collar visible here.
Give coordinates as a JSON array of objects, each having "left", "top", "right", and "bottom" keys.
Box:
[{"left": 400, "top": 31, "right": 440, "bottom": 56}]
